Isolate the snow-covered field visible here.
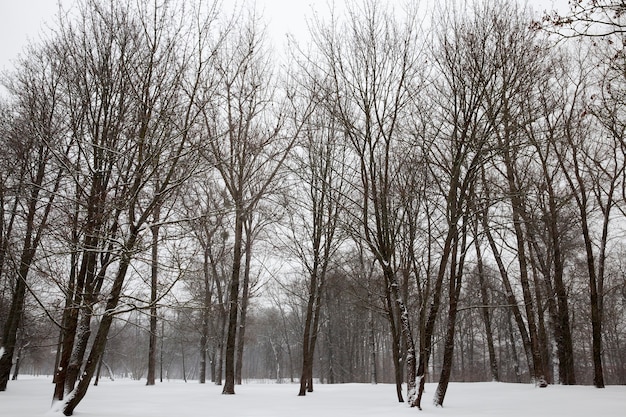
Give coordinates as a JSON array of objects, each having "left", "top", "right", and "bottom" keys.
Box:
[{"left": 2, "top": 376, "right": 624, "bottom": 417}]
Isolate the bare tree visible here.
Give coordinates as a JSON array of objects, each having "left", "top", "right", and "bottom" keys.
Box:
[
  {"left": 544, "top": 0, "right": 626, "bottom": 37},
  {"left": 279, "top": 95, "right": 348, "bottom": 395},
  {"left": 38, "top": 1, "right": 219, "bottom": 414},
  {"left": 0, "top": 40, "right": 69, "bottom": 391},
  {"left": 427, "top": 1, "right": 510, "bottom": 405},
  {"left": 202, "top": 9, "right": 309, "bottom": 395},
  {"left": 478, "top": 0, "right": 554, "bottom": 385},
  {"left": 550, "top": 44, "right": 625, "bottom": 389},
  {"left": 309, "top": 0, "right": 426, "bottom": 406}
]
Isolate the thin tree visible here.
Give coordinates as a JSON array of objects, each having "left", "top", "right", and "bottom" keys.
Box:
[
  {"left": 280, "top": 98, "right": 348, "bottom": 395},
  {"left": 204, "top": 11, "right": 310, "bottom": 394},
  {"left": 428, "top": 2, "right": 501, "bottom": 404}
]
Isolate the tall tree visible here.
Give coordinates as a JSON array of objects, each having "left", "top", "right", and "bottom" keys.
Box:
[
  {"left": 310, "top": 0, "right": 425, "bottom": 406},
  {"left": 551, "top": 46, "right": 624, "bottom": 389},
  {"left": 546, "top": 0, "right": 626, "bottom": 389},
  {"left": 428, "top": 1, "right": 504, "bottom": 405},
  {"left": 479, "top": 0, "right": 552, "bottom": 384},
  {"left": 0, "top": 41, "right": 68, "bottom": 391},
  {"left": 43, "top": 1, "right": 218, "bottom": 414},
  {"left": 204, "top": 10, "right": 308, "bottom": 394},
  {"left": 281, "top": 99, "right": 348, "bottom": 395}
]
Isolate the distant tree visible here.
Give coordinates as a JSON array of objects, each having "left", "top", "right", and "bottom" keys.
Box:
[{"left": 181, "top": 176, "right": 229, "bottom": 384}]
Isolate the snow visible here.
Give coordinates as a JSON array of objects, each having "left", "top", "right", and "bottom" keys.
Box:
[
  {"left": 3, "top": 377, "right": 625, "bottom": 417},
  {"left": 0, "top": 346, "right": 4, "bottom": 360}
]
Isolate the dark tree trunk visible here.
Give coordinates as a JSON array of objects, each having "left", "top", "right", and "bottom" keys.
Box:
[
  {"left": 11, "top": 339, "right": 27, "bottom": 381},
  {"left": 557, "top": 130, "right": 606, "bottom": 388},
  {"left": 0, "top": 265, "right": 28, "bottom": 391},
  {"left": 235, "top": 225, "right": 253, "bottom": 385},
  {"left": 433, "top": 270, "right": 462, "bottom": 406},
  {"left": 222, "top": 209, "right": 244, "bottom": 395},
  {"left": 298, "top": 298, "right": 314, "bottom": 396},
  {"left": 379, "top": 263, "right": 417, "bottom": 407},
  {"left": 482, "top": 213, "right": 534, "bottom": 373},
  {"left": 62, "top": 243, "right": 137, "bottom": 416},
  {"left": 65, "top": 308, "right": 94, "bottom": 394},
  {"left": 382, "top": 276, "right": 404, "bottom": 403},
  {"left": 199, "top": 245, "right": 212, "bottom": 384},
  {"left": 415, "top": 230, "right": 454, "bottom": 409},
  {"left": 298, "top": 265, "right": 325, "bottom": 395},
  {"left": 530, "top": 260, "right": 552, "bottom": 384},
  {"left": 147, "top": 205, "right": 160, "bottom": 386},
  {"left": 582, "top": 216, "right": 605, "bottom": 388},
  {"left": 0, "top": 153, "right": 57, "bottom": 390},
  {"left": 160, "top": 319, "right": 164, "bottom": 383},
  {"left": 546, "top": 190, "right": 576, "bottom": 385},
  {"left": 504, "top": 150, "right": 545, "bottom": 382},
  {"left": 507, "top": 310, "right": 522, "bottom": 382},
  {"left": 434, "top": 213, "right": 468, "bottom": 407},
  {"left": 368, "top": 299, "right": 377, "bottom": 384}
]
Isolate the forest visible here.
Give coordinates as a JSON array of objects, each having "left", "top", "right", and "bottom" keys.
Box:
[{"left": 0, "top": 0, "right": 625, "bottom": 415}]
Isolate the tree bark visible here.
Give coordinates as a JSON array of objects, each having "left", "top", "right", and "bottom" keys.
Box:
[
  {"left": 62, "top": 236, "right": 138, "bottom": 415},
  {"left": 199, "top": 244, "right": 212, "bottom": 384},
  {"left": 222, "top": 208, "right": 243, "bottom": 395},
  {"left": 146, "top": 204, "right": 161, "bottom": 386},
  {"left": 0, "top": 146, "right": 59, "bottom": 391},
  {"left": 235, "top": 221, "right": 253, "bottom": 385},
  {"left": 434, "top": 212, "right": 469, "bottom": 406}
]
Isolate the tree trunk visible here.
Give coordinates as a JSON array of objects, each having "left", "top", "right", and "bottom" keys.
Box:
[
  {"left": 433, "top": 270, "right": 462, "bottom": 406},
  {"left": 298, "top": 288, "right": 315, "bottom": 396},
  {"left": 503, "top": 148, "right": 545, "bottom": 382},
  {"left": 383, "top": 277, "right": 404, "bottom": 402},
  {"left": 11, "top": 339, "right": 26, "bottom": 381},
  {"left": 62, "top": 243, "right": 137, "bottom": 416},
  {"left": 0, "top": 158, "right": 54, "bottom": 390},
  {"left": 235, "top": 224, "right": 253, "bottom": 385},
  {"left": 147, "top": 204, "right": 160, "bottom": 386},
  {"left": 582, "top": 215, "right": 605, "bottom": 388},
  {"left": 434, "top": 214, "right": 468, "bottom": 407},
  {"left": 368, "top": 300, "right": 377, "bottom": 384},
  {"left": 482, "top": 210, "right": 534, "bottom": 374},
  {"left": 199, "top": 245, "right": 212, "bottom": 384},
  {"left": 381, "top": 264, "right": 417, "bottom": 407},
  {"left": 0, "top": 265, "right": 28, "bottom": 391},
  {"left": 530, "top": 260, "right": 552, "bottom": 384},
  {"left": 222, "top": 208, "right": 244, "bottom": 395},
  {"left": 416, "top": 229, "right": 455, "bottom": 409},
  {"left": 507, "top": 310, "right": 522, "bottom": 383},
  {"left": 298, "top": 266, "right": 326, "bottom": 395}
]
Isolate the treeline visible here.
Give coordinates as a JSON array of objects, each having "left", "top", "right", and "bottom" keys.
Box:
[{"left": 0, "top": 0, "right": 625, "bottom": 415}]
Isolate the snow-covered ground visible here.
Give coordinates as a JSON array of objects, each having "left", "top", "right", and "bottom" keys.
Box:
[{"left": 2, "top": 376, "right": 624, "bottom": 417}]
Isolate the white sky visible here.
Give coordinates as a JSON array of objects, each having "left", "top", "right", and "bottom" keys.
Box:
[
  {"left": 0, "top": 0, "right": 62, "bottom": 71},
  {"left": 0, "top": 0, "right": 570, "bottom": 73}
]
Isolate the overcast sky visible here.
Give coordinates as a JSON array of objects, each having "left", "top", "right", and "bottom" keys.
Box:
[
  {"left": 0, "top": 0, "right": 569, "bottom": 73},
  {"left": 0, "top": 0, "right": 320, "bottom": 72}
]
